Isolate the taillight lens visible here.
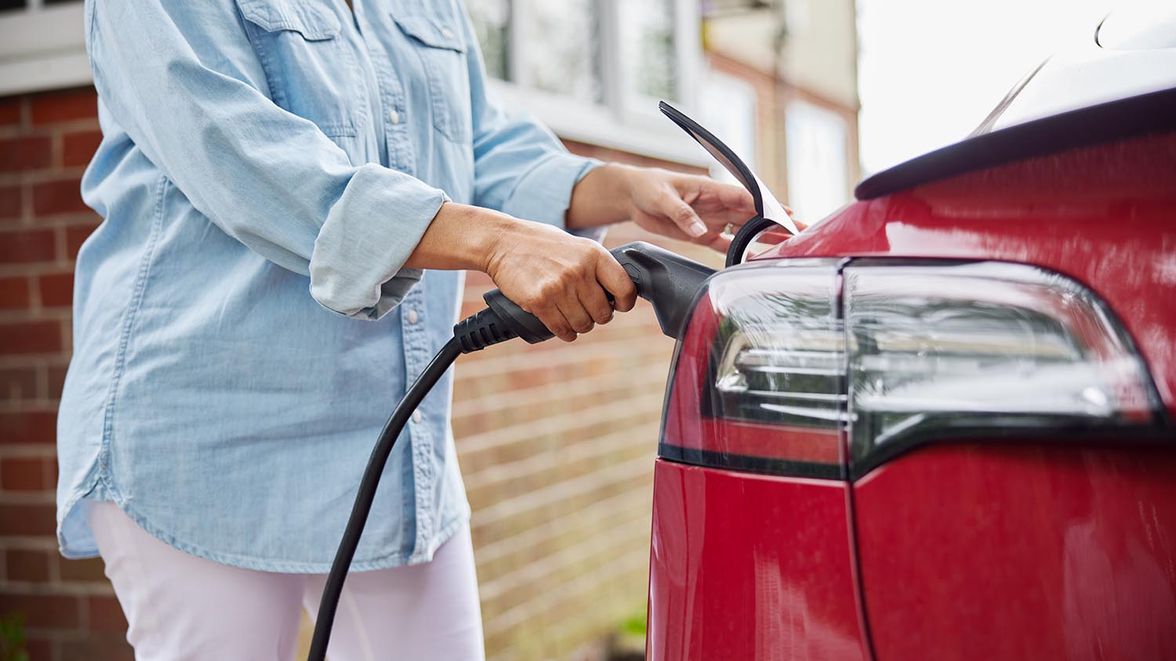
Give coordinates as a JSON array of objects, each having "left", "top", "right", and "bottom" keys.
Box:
[
  {"left": 844, "top": 262, "right": 1157, "bottom": 472},
  {"left": 661, "top": 261, "right": 846, "bottom": 478},
  {"left": 659, "top": 260, "right": 1161, "bottom": 478},
  {"left": 711, "top": 265, "right": 843, "bottom": 427}
]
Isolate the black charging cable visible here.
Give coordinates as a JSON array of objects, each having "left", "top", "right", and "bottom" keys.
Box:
[
  {"left": 307, "top": 242, "right": 713, "bottom": 660},
  {"left": 307, "top": 336, "right": 462, "bottom": 660}
]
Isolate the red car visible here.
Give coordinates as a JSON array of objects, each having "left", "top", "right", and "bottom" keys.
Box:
[{"left": 648, "top": 7, "right": 1176, "bottom": 660}]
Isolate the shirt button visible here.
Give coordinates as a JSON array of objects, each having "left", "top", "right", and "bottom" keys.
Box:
[
  {"left": 440, "top": 28, "right": 455, "bottom": 39},
  {"left": 405, "top": 309, "right": 419, "bottom": 324},
  {"left": 412, "top": 410, "right": 423, "bottom": 424},
  {"left": 389, "top": 109, "right": 401, "bottom": 125}
]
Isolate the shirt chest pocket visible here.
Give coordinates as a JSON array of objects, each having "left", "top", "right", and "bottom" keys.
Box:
[
  {"left": 390, "top": 9, "right": 471, "bottom": 143},
  {"left": 236, "top": 0, "right": 365, "bottom": 140}
]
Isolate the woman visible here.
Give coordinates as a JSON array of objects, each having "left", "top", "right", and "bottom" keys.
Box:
[{"left": 58, "top": 0, "right": 756, "bottom": 658}]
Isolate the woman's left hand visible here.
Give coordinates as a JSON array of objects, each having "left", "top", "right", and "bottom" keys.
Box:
[
  {"left": 622, "top": 166, "right": 759, "bottom": 251},
  {"left": 568, "top": 163, "right": 766, "bottom": 252}
]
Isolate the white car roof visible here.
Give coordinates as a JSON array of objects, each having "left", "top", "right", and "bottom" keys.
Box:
[
  {"left": 981, "top": 3, "right": 1176, "bottom": 133},
  {"left": 855, "top": 3, "right": 1176, "bottom": 199}
]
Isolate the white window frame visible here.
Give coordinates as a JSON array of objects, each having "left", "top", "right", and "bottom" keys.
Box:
[
  {"left": 0, "top": 2, "right": 90, "bottom": 97},
  {"left": 0, "top": 0, "right": 711, "bottom": 167},
  {"left": 785, "top": 98, "right": 851, "bottom": 221},
  {"left": 484, "top": 0, "right": 710, "bottom": 167}
]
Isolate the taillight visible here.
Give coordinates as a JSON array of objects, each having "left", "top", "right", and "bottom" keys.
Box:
[
  {"left": 843, "top": 261, "right": 1158, "bottom": 473},
  {"left": 661, "top": 260, "right": 847, "bottom": 479},
  {"left": 659, "top": 259, "right": 1162, "bottom": 478}
]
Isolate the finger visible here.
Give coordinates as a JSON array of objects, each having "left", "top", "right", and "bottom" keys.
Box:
[
  {"left": 658, "top": 192, "right": 707, "bottom": 238},
  {"left": 596, "top": 252, "right": 638, "bottom": 313},
  {"left": 558, "top": 294, "right": 596, "bottom": 335},
  {"left": 706, "top": 233, "right": 733, "bottom": 252},
  {"left": 534, "top": 302, "right": 577, "bottom": 342},
  {"left": 645, "top": 214, "right": 727, "bottom": 251},
  {"left": 698, "top": 207, "right": 757, "bottom": 229},
  {"left": 577, "top": 278, "right": 614, "bottom": 325},
  {"left": 637, "top": 213, "right": 693, "bottom": 242},
  {"left": 697, "top": 178, "right": 756, "bottom": 214}
]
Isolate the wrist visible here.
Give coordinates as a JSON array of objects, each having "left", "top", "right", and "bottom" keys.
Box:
[
  {"left": 598, "top": 163, "right": 638, "bottom": 219},
  {"left": 599, "top": 162, "right": 637, "bottom": 202},
  {"left": 475, "top": 209, "right": 520, "bottom": 275},
  {"left": 567, "top": 162, "right": 638, "bottom": 229},
  {"left": 408, "top": 202, "right": 520, "bottom": 274}
]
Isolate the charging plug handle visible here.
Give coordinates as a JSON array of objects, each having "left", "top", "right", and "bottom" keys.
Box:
[
  {"left": 467, "top": 241, "right": 714, "bottom": 350},
  {"left": 610, "top": 241, "right": 715, "bottom": 338}
]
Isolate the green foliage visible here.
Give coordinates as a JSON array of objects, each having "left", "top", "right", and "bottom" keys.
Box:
[
  {"left": 0, "top": 612, "right": 29, "bottom": 661},
  {"left": 608, "top": 610, "right": 648, "bottom": 661},
  {"left": 619, "top": 611, "right": 647, "bottom": 637}
]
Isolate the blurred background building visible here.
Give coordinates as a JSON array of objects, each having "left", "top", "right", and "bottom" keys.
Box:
[{"left": 0, "top": 1, "right": 858, "bottom": 659}]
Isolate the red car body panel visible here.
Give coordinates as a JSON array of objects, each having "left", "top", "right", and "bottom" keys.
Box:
[
  {"left": 648, "top": 130, "right": 1176, "bottom": 660},
  {"left": 647, "top": 460, "right": 869, "bottom": 661},
  {"left": 854, "top": 443, "right": 1176, "bottom": 661}
]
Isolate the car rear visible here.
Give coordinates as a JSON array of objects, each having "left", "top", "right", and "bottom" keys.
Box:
[{"left": 646, "top": 12, "right": 1176, "bottom": 659}]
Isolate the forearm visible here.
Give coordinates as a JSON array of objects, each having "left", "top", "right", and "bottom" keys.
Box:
[
  {"left": 423, "top": 164, "right": 635, "bottom": 268},
  {"left": 403, "top": 202, "right": 512, "bottom": 272},
  {"left": 565, "top": 163, "right": 636, "bottom": 230}
]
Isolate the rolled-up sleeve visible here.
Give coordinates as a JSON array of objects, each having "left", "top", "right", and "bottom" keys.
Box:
[
  {"left": 87, "top": 0, "right": 443, "bottom": 319},
  {"left": 458, "top": 7, "right": 602, "bottom": 235}
]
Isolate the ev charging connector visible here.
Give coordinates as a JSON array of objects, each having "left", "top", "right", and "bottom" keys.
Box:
[{"left": 309, "top": 241, "right": 714, "bottom": 659}]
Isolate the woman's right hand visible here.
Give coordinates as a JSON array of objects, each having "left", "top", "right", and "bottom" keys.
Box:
[
  {"left": 405, "top": 202, "right": 638, "bottom": 342},
  {"left": 484, "top": 218, "right": 637, "bottom": 342}
]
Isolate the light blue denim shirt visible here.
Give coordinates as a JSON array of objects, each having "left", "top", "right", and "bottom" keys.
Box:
[{"left": 58, "top": 0, "right": 600, "bottom": 572}]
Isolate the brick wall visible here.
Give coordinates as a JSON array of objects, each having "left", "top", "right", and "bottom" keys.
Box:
[
  {"left": 0, "top": 86, "right": 713, "bottom": 661},
  {"left": 0, "top": 87, "right": 125, "bottom": 661}
]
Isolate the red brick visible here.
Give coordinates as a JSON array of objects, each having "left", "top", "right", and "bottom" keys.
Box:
[
  {"left": 23, "top": 636, "right": 53, "bottom": 661},
  {"left": 0, "top": 229, "right": 56, "bottom": 264},
  {"left": 2, "top": 592, "right": 82, "bottom": 628},
  {"left": 0, "top": 503, "right": 57, "bottom": 536},
  {"left": 58, "top": 556, "right": 107, "bottom": 583},
  {"left": 0, "top": 136, "right": 52, "bottom": 173},
  {"left": 86, "top": 596, "right": 128, "bottom": 633},
  {"left": 0, "top": 276, "right": 31, "bottom": 310},
  {"left": 65, "top": 223, "right": 99, "bottom": 260},
  {"left": 1, "top": 456, "right": 54, "bottom": 491},
  {"left": 58, "top": 634, "right": 134, "bottom": 661},
  {"left": 62, "top": 129, "right": 103, "bottom": 168},
  {"left": 30, "top": 88, "right": 97, "bottom": 126},
  {"left": 0, "top": 97, "right": 22, "bottom": 127},
  {"left": 0, "top": 367, "right": 39, "bottom": 401},
  {"left": 0, "top": 184, "right": 20, "bottom": 220},
  {"left": 0, "top": 320, "right": 62, "bottom": 355},
  {"left": 46, "top": 364, "right": 68, "bottom": 401},
  {"left": 6, "top": 548, "right": 52, "bottom": 582},
  {"left": 32, "top": 177, "right": 88, "bottom": 217},
  {"left": 37, "top": 272, "right": 73, "bottom": 309},
  {"left": 0, "top": 411, "right": 58, "bottom": 444}
]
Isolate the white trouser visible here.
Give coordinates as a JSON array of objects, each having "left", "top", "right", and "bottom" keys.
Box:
[{"left": 88, "top": 502, "right": 485, "bottom": 661}]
